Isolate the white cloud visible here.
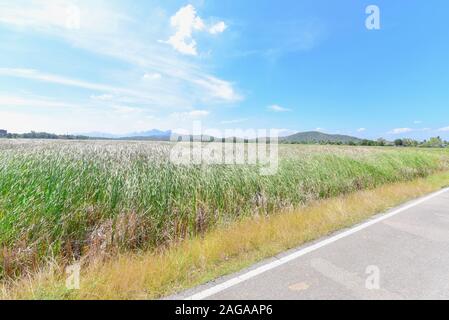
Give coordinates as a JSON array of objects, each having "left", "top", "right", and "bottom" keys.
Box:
[
  {"left": 0, "top": 0, "right": 130, "bottom": 34},
  {"left": 209, "top": 21, "right": 227, "bottom": 35},
  {"left": 112, "top": 105, "right": 143, "bottom": 115},
  {"left": 90, "top": 94, "right": 114, "bottom": 101},
  {"left": 193, "top": 76, "right": 241, "bottom": 101},
  {"left": 188, "top": 110, "right": 210, "bottom": 117},
  {"left": 143, "top": 72, "right": 162, "bottom": 80},
  {"left": 0, "top": 0, "right": 76, "bottom": 29},
  {"left": 164, "top": 4, "right": 227, "bottom": 56},
  {"left": 165, "top": 4, "right": 204, "bottom": 55},
  {"left": 221, "top": 118, "right": 248, "bottom": 124},
  {"left": 268, "top": 104, "right": 291, "bottom": 112},
  {"left": 171, "top": 109, "right": 210, "bottom": 119},
  {"left": 0, "top": 68, "right": 185, "bottom": 107},
  {"left": 0, "top": 109, "right": 162, "bottom": 135},
  {"left": 438, "top": 126, "right": 449, "bottom": 132},
  {"left": 0, "top": 92, "right": 163, "bottom": 134},
  {"left": 357, "top": 128, "right": 366, "bottom": 132},
  {"left": 0, "top": 110, "right": 63, "bottom": 133},
  {"left": 0, "top": 93, "right": 80, "bottom": 109},
  {"left": 0, "top": 68, "right": 138, "bottom": 96},
  {"left": 388, "top": 128, "right": 413, "bottom": 134},
  {"left": 0, "top": 1, "right": 240, "bottom": 109}
]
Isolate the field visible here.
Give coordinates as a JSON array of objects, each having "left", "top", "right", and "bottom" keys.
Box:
[{"left": 1, "top": 140, "right": 449, "bottom": 296}]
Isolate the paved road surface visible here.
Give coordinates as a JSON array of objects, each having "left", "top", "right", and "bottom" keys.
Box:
[{"left": 173, "top": 188, "right": 449, "bottom": 300}]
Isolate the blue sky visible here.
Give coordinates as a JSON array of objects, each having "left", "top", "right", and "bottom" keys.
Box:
[{"left": 0, "top": 0, "right": 448, "bottom": 139}]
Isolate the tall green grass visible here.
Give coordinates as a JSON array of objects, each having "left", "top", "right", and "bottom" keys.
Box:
[{"left": 0, "top": 140, "right": 448, "bottom": 278}]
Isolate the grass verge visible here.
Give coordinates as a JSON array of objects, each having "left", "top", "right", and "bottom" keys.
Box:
[
  {"left": 2, "top": 170, "right": 449, "bottom": 300},
  {"left": 2, "top": 142, "right": 448, "bottom": 279}
]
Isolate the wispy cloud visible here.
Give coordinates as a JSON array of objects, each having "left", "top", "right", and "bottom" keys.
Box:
[
  {"left": 171, "top": 109, "right": 210, "bottom": 119},
  {"left": 193, "top": 76, "right": 242, "bottom": 102},
  {"left": 111, "top": 105, "right": 144, "bottom": 115},
  {"left": 0, "top": 68, "right": 141, "bottom": 96},
  {"left": 0, "top": 108, "right": 161, "bottom": 135},
  {"left": 388, "top": 127, "right": 434, "bottom": 135},
  {"left": 0, "top": 91, "right": 162, "bottom": 134},
  {"left": 187, "top": 110, "right": 210, "bottom": 117},
  {"left": 209, "top": 21, "right": 227, "bottom": 35},
  {"left": 388, "top": 128, "right": 413, "bottom": 134},
  {"left": 221, "top": 118, "right": 248, "bottom": 124},
  {"left": 0, "top": 0, "right": 241, "bottom": 124},
  {"left": 0, "top": 68, "right": 185, "bottom": 108},
  {"left": 234, "top": 19, "right": 326, "bottom": 62},
  {"left": 438, "top": 126, "right": 449, "bottom": 132},
  {"left": 357, "top": 128, "right": 366, "bottom": 132},
  {"left": 90, "top": 94, "right": 114, "bottom": 101},
  {"left": 0, "top": 93, "right": 82, "bottom": 109},
  {"left": 142, "top": 72, "right": 162, "bottom": 81},
  {"left": 0, "top": 0, "right": 78, "bottom": 29},
  {"left": 268, "top": 104, "right": 291, "bottom": 112}
]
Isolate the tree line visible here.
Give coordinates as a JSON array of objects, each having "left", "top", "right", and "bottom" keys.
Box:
[
  {"left": 284, "top": 136, "right": 448, "bottom": 148},
  {"left": 1, "top": 130, "right": 448, "bottom": 148},
  {"left": 1, "top": 131, "right": 90, "bottom": 140}
]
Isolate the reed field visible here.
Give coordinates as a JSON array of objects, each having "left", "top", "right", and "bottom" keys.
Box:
[{"left": 1, "top": 139, "right": 449, "bottom": 284}]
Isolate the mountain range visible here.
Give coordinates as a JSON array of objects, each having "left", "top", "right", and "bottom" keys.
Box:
[
  {"left": 80, "top": 129, "right": 172, "bottom": 139},
  {"left": 81, "top": 130, "right": 363, "bottom": 144}
]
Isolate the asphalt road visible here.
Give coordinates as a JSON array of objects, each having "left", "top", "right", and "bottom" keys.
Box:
[{"left": 173, "top": 188, "right": 449, "bottom": 300}]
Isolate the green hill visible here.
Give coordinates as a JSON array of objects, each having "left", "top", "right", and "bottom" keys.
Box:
[{"left": 281, "top": 131, "right": 362, "bottom": 144}]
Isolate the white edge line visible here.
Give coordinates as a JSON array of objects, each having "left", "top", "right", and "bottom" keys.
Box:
[{"left": 185, "top": 187, "right": 449, "bottom": 300}]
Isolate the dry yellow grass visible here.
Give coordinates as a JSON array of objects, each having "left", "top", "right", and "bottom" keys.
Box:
[{"left": 2, "top": 171, "right": 449, "bottom": 300}]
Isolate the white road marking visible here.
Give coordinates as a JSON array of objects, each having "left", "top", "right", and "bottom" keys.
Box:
[{"left": 185, "top": 187, "right": 449, "bottom": 300}]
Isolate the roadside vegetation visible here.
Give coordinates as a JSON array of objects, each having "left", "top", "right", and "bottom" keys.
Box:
[
  {"left": 3, "top": 171, "right": 449, "bottom": 299},
  {"left": 1, "top": 140, "right": 449, "bottom": 299}
]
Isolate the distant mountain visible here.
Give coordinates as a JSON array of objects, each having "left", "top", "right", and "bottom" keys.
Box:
[
  {"left": 80, "top": 129, "right": 363, "bottom": 144},
  {"left": 80, "top": 132, "right": 118, "bottom": 139},
  {"left": 126, "top": 129, "right": 172, "bottom": 138},
  {"left": 82, "top": 129, "right": 172, "bottom": 139},
  {"left": 281, "top": 131, "right": 362, "bottom": 144}
]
